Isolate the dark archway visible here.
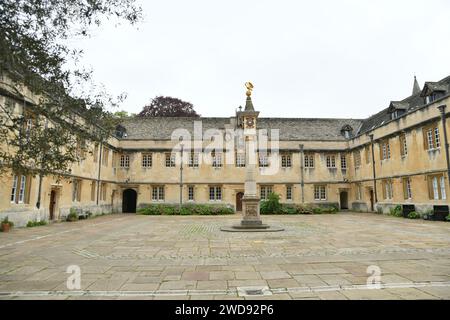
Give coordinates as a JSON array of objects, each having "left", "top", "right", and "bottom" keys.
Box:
[
  {"left": 122, "top": 189, "right": 137, "bottom": 213},
  {"left": 340, "top": 191, "right": 348, "bottom": 210},
  {"left": 236, "top": 192, "right": 244, "bottom": 212}
]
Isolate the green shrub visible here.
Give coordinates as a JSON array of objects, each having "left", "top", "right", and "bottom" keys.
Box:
[
  {"left": 389, "top": 205, "right": 403, "bottom": 217},
  {"left": 137, "top": 204, "right": 234, "bottom": 216},
  {"left": 446, "top": 214, "right": 450, "bottom": 221},
  {"left": 26, "top": 220, "right": 47, "bottom": 227},
  {"left": 67, "top": 208, "right": 79, "bottom": 222},
  {"left": 312, "top": 207, "right": 323, "bottom": 214},
  {"left": 407, "top": 211, "right": 420, "bottom": 219},
  {"left": 280, "top": 206, "right": 297, "bottom": 215},
  {"left": 260, "top": 193, "right": 282, "bottom": 214}
]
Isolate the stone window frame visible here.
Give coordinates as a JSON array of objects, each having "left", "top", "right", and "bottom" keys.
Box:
[
  {"left": 235, "top": 152, "right": 246, "bottom": 167},
  {"left": 314, "top": 185, "right": 327, "bottom": 201},
  {"left": 152, "top": 185, "right": 165, "bottom": 201},
  {"left": 102, "top": 146, "right": 109, "bottom": 166},
  {"left": 399, "top": 133, "right": 408, "bottom": 157},
  {"left": 188, "top": 152, "right": 199, "bottom": 168},
  {"left": 119, "top": 154, "right": 130, "bottom": 168},
  {"left": 188, "top": 185, "right": 195, "bottom": 201},
  {"left": 10, "top": 175, "right": 31, "bottom": 204},
  {"left": 258, "top": 152, "right": 270, "bottom": 168},
  {"left": 427, "top": 174, "right": 447, "bottom": 200},
  {"left": 340, "top": 153, "right": 347, "bottom": 169},
  {"left": 423, "top": 123, "right": 441, "bottom": 150},
  {"left": 381, "top": 179, "right": 393, "bottom": 200},
  {"left": 326, "top": 154, "right": 336, "bottom": 168},
  {"left": 260, "top": 185, "right": 273, "bottom": 200},
  {"left": 142, "top": 153, "right": 152, "bottom": 168},
  {"left": 286, "top": 185, "right": 293, "bottom": 201},
  {"left": 402, "top": 177, "right": 412, "bottom": 200},
  {"left": 90, "top": 181, "right": 96, "bottom": 202},
  {"left": 379, "top": 140, "right": 391, "bottom": 161},
  {"left": 165, "top": 153, "right": 176, "bottom": 167},
  {"left": 100, "top": 182, "right": 107, "bottom": 201},
  {"left": 212, "top": 151, "right": 223, "bottom": 168},
  {"left": 304, "top": 153, "right": 314, "bottom": 168},
  {"left": 72, "top": 179, "right": 82, "bottom": 202},
  {"left": 209, "top": 185, "right": 222, "bottom": 201},
  {"left": 281, "top": 153, "right": 292, "bottom": 168}
]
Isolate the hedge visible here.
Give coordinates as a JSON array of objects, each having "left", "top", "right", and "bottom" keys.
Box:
[
  {"left": 260, "top": 193, "right": 338, "bottom": 215},
  {"left": 137, "top": 204, "right": 234, "bottom": 216}
]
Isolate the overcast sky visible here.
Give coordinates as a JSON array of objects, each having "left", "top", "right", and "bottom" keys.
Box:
[{"left": 71, "top": 0, "right": 450, "bottom": 119}]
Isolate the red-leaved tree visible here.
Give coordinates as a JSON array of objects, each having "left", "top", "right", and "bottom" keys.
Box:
[{"left": 138, "top": 96, "right": 200, "bottom": 117}]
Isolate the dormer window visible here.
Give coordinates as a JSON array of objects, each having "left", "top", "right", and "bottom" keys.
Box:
[
  {"left": 115, "top": 125, "right": 127, "bottom": 138},
  {"left": 388, "top": 101, "right": 407, "bottom": 120},
  {"left": 421, "top": 82, "right": 447, "bottom": 104},
  {"left": 341, "top": 125, "right": 353, "bottom": 139}
]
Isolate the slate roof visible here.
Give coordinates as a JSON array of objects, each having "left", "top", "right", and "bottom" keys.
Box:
[
  {"left": 358, "top": 75, "right": 450, "bottom": 135},
  {"left": 119, "top": 117, "right": 363, "bottom": 141},
  {"left": 119, "top": 75, "right": 450, "bottom": 141}
]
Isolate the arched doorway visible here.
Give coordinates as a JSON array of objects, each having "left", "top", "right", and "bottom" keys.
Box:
[
  {"left": 340, "top": 191, "right": 348, "bottom": 210},
  {"left": 236, "top": 192, "right": 244, "bottom": 212},
  {"left": 122, "top": 189, "right": 137, "bottom": 213}
]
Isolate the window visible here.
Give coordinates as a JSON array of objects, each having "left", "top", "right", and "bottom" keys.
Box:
[
  {"left": 120, "top": 154, "right": 130, "bottom": 168},
  {"left": 209, "top": 186, "right": 222, "bottom": 201},
  {"left": 100, "top": 182, "right": 107, "bottom": 201},
  {"left": 112, "top": 151, "right": 118, "bottom": 168},
  {"left": 152, "top": 186, "right": 165, "bottom": 201},
  {"left": 236, "top": 153, "right": 246, "bottom": 167},
  {"left": 380, "top": 140, "right": 391, "bottom": 160},
  {"left": 188, "top": 186, "right": 195, "bottom": 201},
  {"left": 260, "top": 185, "right": 273, "bottom": 200},
  {"left": 365, "top": 145, "right": 371, "bottom": 164},
  {"left": 142, "top": 153, "right": 152, "bottom": 168},
  {"left": 72, "top": 179, "right": 82, "bottom": 202},
  {"left": 90, "top": 182, "right": 96, "bottom": 201},
  {"left": 356, "top": 184, "right": 362, "bottom": 200},
  {"left": 400, "top": 134, "right": 408, "bottom": 157},
  {"left": 212, "top": 151, "right": 222, "bottom": 168},
  {"left": 326, "top": 155, "right": 336, "bottom": 168},
  {"left": 102, "top": 147, "right": 109, "bottom": 166},
  {"left": 340, "top": 154, "right": 347, "bottom": 169},
  {"left": 281, "top": 153, "right": 292, "bottom": 168},
  {"left": 165, "top": 153, "right": 176, "bottom": 167},
  {"left": 314, "top": 185, "right": 327, "bottom": 201},
  {"left": 10, "top": 176, "right": 18, "bottom": 203},
  {"left": 189, "top": 152, "right": 199, "bottom": 168},
  {"left": 403, "top": 178, "right": 412, "bottom": 199},
  {"left": 382, "top": 180, "right": 393, "bottom": 200},
  {"left": 354, "top": 150, "right": 361, "bottom": 168},
  {"left": 423, "top": 124, "right": 441, "bottom": 150},
  {"left": 304, "top": 154, "right": 314, "bottom": 168},
  {"left": 259, "top": 152, "right": 270, "bottom": 168},
  {"left": 11, "top": 175, "right": 31, "bottom": 204},
  {"left": 93, "top": 143, "right": 99, "bottom": 162},
  {"left": 428, "top": 174, "right": 447, "bottom": 200},
  {"left": 286, "top": 185, "right": 292, "bottom": 201}
]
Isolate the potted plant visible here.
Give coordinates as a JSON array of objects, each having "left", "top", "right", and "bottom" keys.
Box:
[{"left": 1, "top": 216, "right": 14, "bottom": 232}]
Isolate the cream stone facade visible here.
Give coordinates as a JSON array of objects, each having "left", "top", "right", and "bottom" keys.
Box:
[{"left": 1, "top": 75, "right": 450, "bottom": 226}]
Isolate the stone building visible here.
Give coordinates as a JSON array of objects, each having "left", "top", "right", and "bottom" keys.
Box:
[{"left": 1, "top": 75, "right": 449, "bottom": 226}]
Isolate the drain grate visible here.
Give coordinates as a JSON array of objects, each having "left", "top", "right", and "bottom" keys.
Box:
[{"left": 237, "top": 286, "right": 272, "bottom": 297}]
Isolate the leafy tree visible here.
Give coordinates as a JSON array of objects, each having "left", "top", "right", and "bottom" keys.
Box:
[
  {"left": 113, "top": 110, "right": 135, "bottom": 119},
  {"left": 138, "top": 96, "right": 200, "bottom": 117},
  {"left": 0, "top": 0, "right": 142, "bottom": 208}
]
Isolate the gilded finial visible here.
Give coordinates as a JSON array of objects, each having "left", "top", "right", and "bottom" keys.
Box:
[{"left": 245, "top": 82, "right": 254, "bottom": 97}]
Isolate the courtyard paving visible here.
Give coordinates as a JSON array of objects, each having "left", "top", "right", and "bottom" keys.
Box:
[{"left": 0, "top": 212, "right": 449, "bottom": 300}]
